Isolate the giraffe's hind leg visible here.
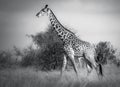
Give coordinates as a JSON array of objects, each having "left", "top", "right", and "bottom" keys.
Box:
[
  {"left": 86, "top": 64, "right": 92, "bottom": 76},
  {"left": 78, "top": 57, "right": 85, "bottom": 68},
  {"left": 96, "top": 64, "right": 103, "bottom": 80},
  {"left": 83, "top": 54, "right": 93, "bottom": 76}
]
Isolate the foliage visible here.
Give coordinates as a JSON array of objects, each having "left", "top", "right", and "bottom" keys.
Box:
[
  {"left": 30, "top": 26, "right": 64, "bottom": 71},
  {"left": 20, "top": 26, "right": 64, "bottom": 70},
  {"left": 36, "top": 42, "right": 64, "bottom": 71},
  {"left": 20, "top": 46, "right": 37, "bottom": 67},
  {"left": 13, "top": 46, "right": 23, "bottom": 57},
  {"left": 0, "top": 50, "right": 13, "bottom": 69},
  {"left": 95, "top": 41, "right": 116, "bottom": 65},
  {"left": 31, "top": 25, "right": 63, "bottom": 51}
]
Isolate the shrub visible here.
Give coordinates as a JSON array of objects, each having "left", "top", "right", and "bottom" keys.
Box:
[
  {"left": 21, "top": 46, "right": 37, "bottom": 67},
  {"left": 31, "top": 25, "right": 63, "bottom": 51},
  {"left": 95, "top": 41, "right": 116, "bottom": 65},
  {"left": 36, "top": 42, "right": 64, "bottom": 71},
  {"left": 116, "top": 59, "right": 120, "bottom": 67},
  {"left": 25, "top": 25, "right": 64, "bottom": 71},
  {"left": 0, "top": 50, "right": 13, "bottom": 69}
]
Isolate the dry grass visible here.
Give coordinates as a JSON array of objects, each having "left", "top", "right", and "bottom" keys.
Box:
[{"left": 0, "top": 64, "right": 120, "bottom": 87}]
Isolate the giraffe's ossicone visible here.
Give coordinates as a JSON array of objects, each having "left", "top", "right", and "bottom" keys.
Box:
[{"left": 36, "top": 5, "right": 100, "bottom": 77}]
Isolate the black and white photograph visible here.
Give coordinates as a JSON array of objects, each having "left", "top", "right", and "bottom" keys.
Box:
[{"left": 0, "top": 0, "right": 120, "bottom": 87}]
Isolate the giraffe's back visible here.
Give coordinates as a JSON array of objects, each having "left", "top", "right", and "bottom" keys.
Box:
[{"left": 71, "top": 37, "right": 95, "bottom": 57}]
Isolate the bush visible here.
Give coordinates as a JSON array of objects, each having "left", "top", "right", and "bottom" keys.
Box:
[
  {"left": 0, "top": 50, "right": 13, "bottom": 69},
  {"left": 31, "top": 25, "right": 63, "bottom": 51},
  {"left": 21, "top": 46, "right": 37, "bottom": 67},
  {"left": 116, "top": 59, "right": 120, "bottom": 67},
  {"left": 24, "top": 25, "right": 64, "bottom": 71},
  {"left": 95, "top": 42, "right": 116, "bottom": 65},
  {"left": 36, "top": 42, "right": 64, "bottom": 71},
  {"left": 20, "top": 25, "right": 64, "bottom": 70}
]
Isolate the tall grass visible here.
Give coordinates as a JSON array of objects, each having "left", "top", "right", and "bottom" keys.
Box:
[{"left": 0, "top": 64, "right": 120, "bottom": 87}]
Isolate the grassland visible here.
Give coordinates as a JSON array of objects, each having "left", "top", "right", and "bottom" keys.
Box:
[{"left": 0, "top": 64, "right": 120, "bottom": 87}]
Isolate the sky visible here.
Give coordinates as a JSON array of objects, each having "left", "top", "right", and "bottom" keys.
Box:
[{"left": 0, "top": 0, "right": 120, "bottom": 50}]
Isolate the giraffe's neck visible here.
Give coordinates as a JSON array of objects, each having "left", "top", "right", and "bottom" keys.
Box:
[
  {"left": 48, "top": 9, "right": 75, "bottom": 41},
  {"left": 48, "top": 9, "right": 63, "bottom": 29}
]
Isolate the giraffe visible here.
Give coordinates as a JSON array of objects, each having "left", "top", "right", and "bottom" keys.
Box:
[{"left": 36, "top": 5, "right": 99, "bottom": 76}]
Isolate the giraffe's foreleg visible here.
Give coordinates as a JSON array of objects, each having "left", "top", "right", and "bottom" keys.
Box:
[
  {"left": 64, "top": 45, "right": 78, "bottom": 76},
  {"left": 61, "top": 55, "right": 67, "bottom": 76},
  {"left": 69, "top": 54, "right": 78, "bottom": 76}
]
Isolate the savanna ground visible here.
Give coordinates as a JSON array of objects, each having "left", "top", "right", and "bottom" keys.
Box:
[{"left": 0, "top": 64, "right": 120, "bottom": 87}]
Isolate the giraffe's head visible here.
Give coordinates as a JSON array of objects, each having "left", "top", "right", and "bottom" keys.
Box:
[{"left": 36, "top": 4, "right": 50, "bottom": 17}]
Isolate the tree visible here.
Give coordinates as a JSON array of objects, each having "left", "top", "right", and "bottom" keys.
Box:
[
  {"left": 25, "top": 25, "right": 64, "bottom": 70},
  {"left": 31, "top": 25, "right": 63, "bottom": 52}
]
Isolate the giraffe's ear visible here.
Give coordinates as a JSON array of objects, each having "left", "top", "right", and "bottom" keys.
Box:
[{"left": 45, "top": 4, "right": 48, "bottom": 8}]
